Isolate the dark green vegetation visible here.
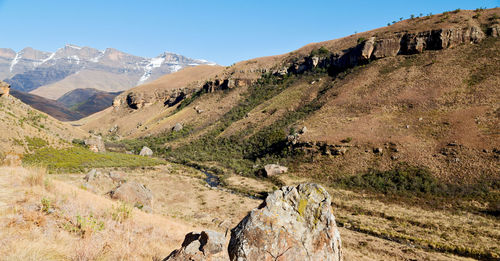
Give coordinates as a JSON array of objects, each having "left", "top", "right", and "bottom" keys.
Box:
[
  {"left": 336, "top": 163, "right": 499, "bottom": 202},
  {"left": 23, "top": 146, "right": 164, "bottom": 173},
  {"left": 163, "top": 71, "right": 336, "bottom": 176}
]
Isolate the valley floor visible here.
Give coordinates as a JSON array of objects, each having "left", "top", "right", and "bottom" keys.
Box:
[{"left": 1, "top": 164, "right": 492, "bottom": 260}]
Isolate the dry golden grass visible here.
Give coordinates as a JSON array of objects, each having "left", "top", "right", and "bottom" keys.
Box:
[
  {"left": 54, "top": 164, "right": 485, "bottom": 260},
  {"left": 0, "top": 166, "right": 198, "bottom": 260},
  {"left": 23, "top": 166, "right": 46, "bottom": 187}
]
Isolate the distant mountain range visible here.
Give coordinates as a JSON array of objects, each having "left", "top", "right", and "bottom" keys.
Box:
[{"left": 0, "top": 44, "right": 215, "bottom": 120}]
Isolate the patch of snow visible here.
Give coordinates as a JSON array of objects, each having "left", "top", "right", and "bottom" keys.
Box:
[
  {"left": 194, "top": 59, "right": 217, "bottom": 66},
  {"left": 38, "top": 52, "right": 56, "bottom": 66},
  {"left": 69, "top": 55, "right": 80, "bottom": 65},
  {"left": 171, "top": 64, "right": 182, "bottom": 72},
  {"left": 150, "top": 57, "right": 165, "bottom": 68},
  {"left": 90, "top": 50, "right": 105, "bottom": 62},
  {"left": 136, "top": 57, "right": 166, "bottom": 85},
  {"left": 9, "top": 51, "right": 22, "bottom": 72},
  {"left": 66, "top": 44, "right": 82, "bottom": 50}
]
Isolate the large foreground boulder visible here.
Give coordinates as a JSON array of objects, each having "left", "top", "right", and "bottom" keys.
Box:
[
  {"left": 228, "top": 183, "right": 343, "bottom": 261},
  {"left": 165, "top": 230, "right": 226, "bottom": 261},
  {"left": 109, "top": 181, "right": 153, "bottom": 212}
]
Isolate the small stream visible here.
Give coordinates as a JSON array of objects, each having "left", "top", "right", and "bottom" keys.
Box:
[
  {"left": 201, "top": 170, "right": 221, "bottom": 188},
  {"left": 200, "top": 170, "right": 264, "bottom": 200}
]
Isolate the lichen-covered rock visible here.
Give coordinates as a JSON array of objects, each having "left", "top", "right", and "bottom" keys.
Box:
[
  {"left": 165, "top": 230, "right": 227, "bottom": 261},
  {"left": 139, "top": 146, "right": 153, "bottom": 156},
  {"left": 228, "top": 183, "right": 343, "bottom": 261},
  {"left": 109, "top": 181, "right": 153, "bottom": 211}
]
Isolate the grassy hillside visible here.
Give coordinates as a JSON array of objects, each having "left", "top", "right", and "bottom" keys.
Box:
[
  {"left": 10, "top": 89, "right": 83, "bottom": 121},
  {"left": 79, "top": 9, "right": 500, "bottom": 259},
  {"left": 0, "top": 92, "right": 86, "bottom": 158}
]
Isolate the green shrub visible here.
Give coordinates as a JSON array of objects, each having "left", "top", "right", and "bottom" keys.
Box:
[
  {"left": 310, "top": 46, "right": 330, "bottom": 57},
  {"left": 111, "top": 203, "right": 133, "bottom": 223},
  {"left": 175, "top": 89, "right": 204, "bottom": 112},
  {"left": 335, "top": 163, "right": 498, "bottom": 200},
  {"left": 341, "top": 137, "right": 352, "bottom": 143},
  {"left": 71, "top": 139, "right": 87, "bottom": 147},
  {"left": 337, "top": 163, "right": 440, "bottom": 195},
  {"left": 25, "top": 136, "right": 48, "bottom": 151},
  {"left": 41, "top": 197, "right": 52, "bottom": 213},
  {"left": 65, "top": 214, "right": 105, "bottom": 237}
]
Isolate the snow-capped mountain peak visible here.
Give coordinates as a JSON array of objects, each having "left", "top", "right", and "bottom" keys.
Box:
[{"left": 1, "top": 45, "right": 216, "bottom": 98}]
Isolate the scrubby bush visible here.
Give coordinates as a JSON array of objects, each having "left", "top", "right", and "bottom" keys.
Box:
[
  {"left": 111, "top": 203, "right": 133, "bottom": 223},
  {"left": 310, "top": 46, "right": 330, "bottom": 57},
  {"left": 337, "top": 163, "right": 439, "bottom": 195},
  {"left": 25, "top": 136, "right": 48, "bottom": 151},
  {"left": 72, "top": 138, "right": 87, "bottom": 147},
  {"left": 336, "top": 163, "right": 499, "bottom": 201}
]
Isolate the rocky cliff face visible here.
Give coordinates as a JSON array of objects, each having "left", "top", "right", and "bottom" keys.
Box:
[
  {"left": 119, "top": 87, "right": 196, "bottom": 110},
  {"left": 117, "top": 25, "right": 497, "bottom": 112},
  {"left": 281, "top": 26, "right": 495, "bottom": 75}
]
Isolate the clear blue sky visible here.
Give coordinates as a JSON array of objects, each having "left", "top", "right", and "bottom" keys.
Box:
[{"left": 0, "top": 0, "right": 497, "bottom": 65}]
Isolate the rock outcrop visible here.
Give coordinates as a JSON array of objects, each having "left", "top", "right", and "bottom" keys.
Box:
[
  {"left": 139, "top": 146, "right": 153, "bottom": 156},
  {"left": 282, "top": 26, "right": 490, "bottom": 75},
  {"left": 165, "top": 230, "right": 226, "bottom": 261},
  {"left": 228, "top": 183, "right": 343, "bottom": 261},
  {"left": 120, "top": 87, "right": 196, "bottom": 110},
  {"left": 263, "top": 164, "right": 288, "bottom": 177},
  {"left": 0, "top": 81, "right": 10, "bottom": 97},
  {"left": 109, "top": 181, "right": 153, "bottom": 212},
  {"left": 84, "top": 136, "right": 106, "bottom": 153}
]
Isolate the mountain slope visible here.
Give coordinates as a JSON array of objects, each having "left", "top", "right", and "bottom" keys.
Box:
[
  {"left": 57, "top": 88, "right": 107, "bottom": 108},
  {"left": 0, "top": 82, "right": 85, "bottom": 156},
  {"left": 0, "top": 44, "right": 215, "bottom": 99},
  {"left": 77, "top": 64, "right": 224, "bottom": 134},
  {"left": 70, "top": 90, "right": 121, "bottom": 117},
  {"left": 38, "top": 8, "right": 500, "bottom": 260},
  {"left": 10, "top": 90, "right": 83, "bottom": 121},
  {"left": 81, "top": 8, "right": 500, "bottom": 188}
]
